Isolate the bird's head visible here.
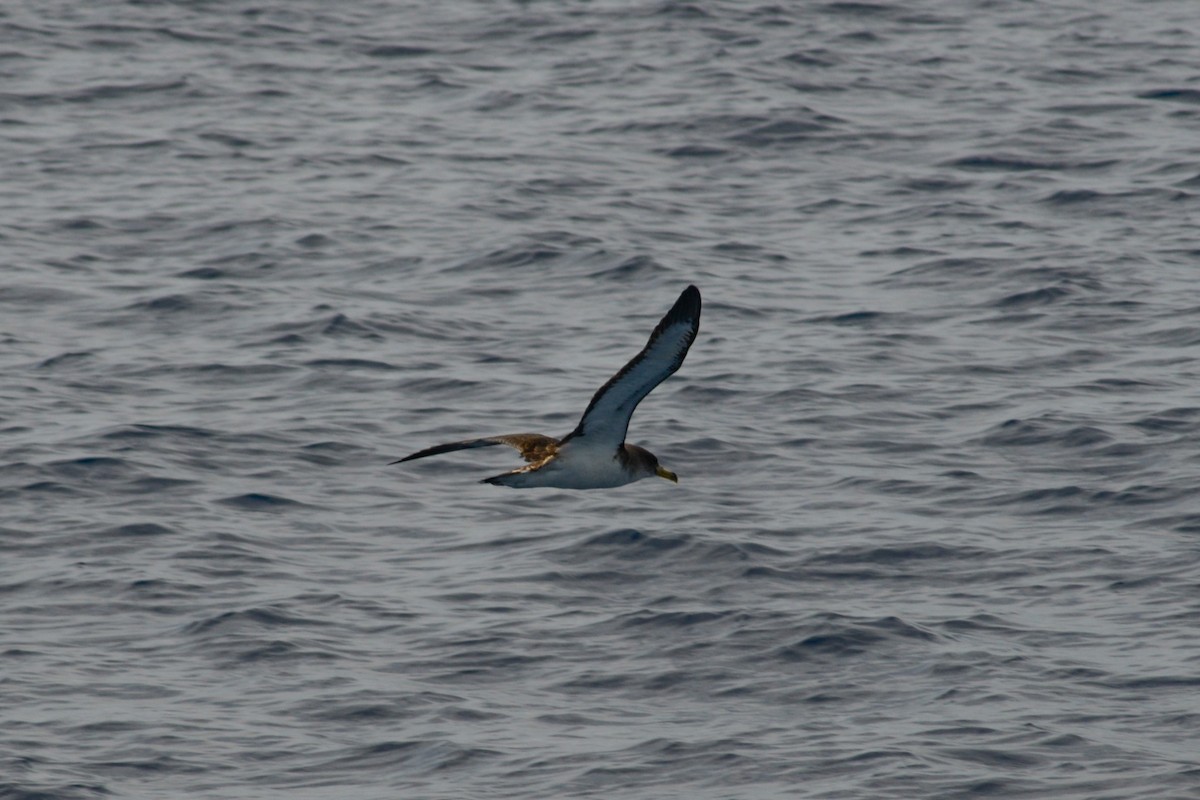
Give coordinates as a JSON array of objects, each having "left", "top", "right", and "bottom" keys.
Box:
[{"left": 624, "top": 444, "right": 678, "bottom": 484}]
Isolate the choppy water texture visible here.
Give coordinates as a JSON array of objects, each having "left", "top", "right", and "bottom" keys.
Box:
[{"left": 4, "top": 1, "right": 1200, "bottom": 798}]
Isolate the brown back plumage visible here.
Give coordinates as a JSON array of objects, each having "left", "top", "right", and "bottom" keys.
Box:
[{"left": 391, "top": 433, "right": 559, "bottom": 465}]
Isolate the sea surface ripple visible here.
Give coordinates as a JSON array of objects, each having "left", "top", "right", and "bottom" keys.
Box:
[{"left": 3, "top": 1, "right": 1200, "bottom": 798}]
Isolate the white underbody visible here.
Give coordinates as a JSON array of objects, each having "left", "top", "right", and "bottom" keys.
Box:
[{"left": 488, "top": 439, "right": 645, "bottom": 490}]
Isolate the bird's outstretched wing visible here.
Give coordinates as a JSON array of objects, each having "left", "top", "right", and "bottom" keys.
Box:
[
  {"left": 563, "top": 284, "right": 701, "bottom": 448},
  {"left": 392, "top": 433, "right": 559, "bottom": 465}
]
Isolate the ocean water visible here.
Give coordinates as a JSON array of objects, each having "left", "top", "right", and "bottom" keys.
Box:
[{"left": 3, "top": 1, "right": 1200, "bottom": 797}]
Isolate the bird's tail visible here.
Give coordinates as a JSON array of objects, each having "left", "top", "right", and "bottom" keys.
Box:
[{"left": 480, "top": 468, "right": 531, "bottom": 488}]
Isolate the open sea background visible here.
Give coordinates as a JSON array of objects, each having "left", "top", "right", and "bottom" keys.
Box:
[{"left": 3, "top": 1, "right": 1200, "bottom": 798}]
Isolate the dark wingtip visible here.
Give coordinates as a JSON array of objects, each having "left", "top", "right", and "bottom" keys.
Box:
[
  {"left": 675, "top": 284, "right": 701, "bottom": 319},
  {"left": 649, "top": 285, "right": 700, "bottom": 336},
  {"left": 671, "top": 285, "right": 702, "bottom": 333}
]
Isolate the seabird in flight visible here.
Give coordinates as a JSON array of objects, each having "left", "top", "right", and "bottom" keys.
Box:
[{"left": 393, "top": 284, "right": 701, "bottom": 489}]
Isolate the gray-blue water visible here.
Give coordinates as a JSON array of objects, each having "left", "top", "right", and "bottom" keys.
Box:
[{"left": 4, "top": 1, "right": 1200, "bottom": 798}]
